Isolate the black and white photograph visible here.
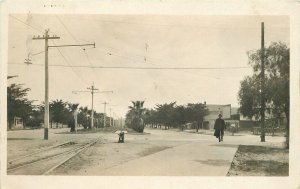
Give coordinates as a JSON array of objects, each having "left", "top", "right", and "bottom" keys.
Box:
[
  {"left": 1, "top": 0, "right": 299, "bottom": 189},
  {"left": 6, "top": 13, "right": 290, "bottom": 176}
]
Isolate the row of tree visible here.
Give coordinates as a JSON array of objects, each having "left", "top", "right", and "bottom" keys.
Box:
[
  {"left": 125, "top": 101, "right": 209, "bottom": 133},
  {"left": 7, "top": 82, "right": 113, "bottom": 130}
]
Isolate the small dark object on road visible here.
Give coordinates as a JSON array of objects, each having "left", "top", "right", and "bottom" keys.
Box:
[{"left": 118, "top": 132, "right": 125, "bottom": 143}]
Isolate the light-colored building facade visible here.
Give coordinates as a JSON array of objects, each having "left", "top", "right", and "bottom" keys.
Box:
[
  {"left": 204, "top": 104, "right": 231, "bottom": 130},
  {"left": 11, "top": 116, "right": 24, "bottom": 130}
]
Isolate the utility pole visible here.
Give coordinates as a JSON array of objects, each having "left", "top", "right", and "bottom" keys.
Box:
[
  {"left": 88, "top": 84, "right": 98, "bottom": 128},
  {"left": 260, "top": 22, "right": 266, "bottom": 142},
  {"left": 102, "top": 102, "right": 108, "bottom": 127},
  {"left": 73, "top": 84, "right": 112, "bottom": 129},
  {"left": 33, "top": 29, "right": 95, "bottom": 139},
  {"left": 121, "top": 117, "right": 123, "bottom": 131},
  {"left": 33, "top": 29, "right": 60, "bottom": 140},
  {"left": 109, "top": 108, "right": 112, "bottom": 127},
  {"left": 113, "top": 112, "right": 116, "bottom": 127}
]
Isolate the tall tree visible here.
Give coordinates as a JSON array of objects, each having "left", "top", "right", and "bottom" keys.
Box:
[
  {"left": 186, "top": 103, "right": 209, "bottom": 132},
  {"left": 155, "top": 102, "right": 177, "bottom": 130},
  {"left": 238, "top": 42, "right": 289, "bottom": 147},
  {"left": 126, "top": 101, "right": 145, "bottom": 133},
  {"left": 67, "top": 103, "right": 79, "bottom": 131},
  {"left": 78, "top": 106, "right": 90, "bottom": 129},
  {"left": 50, "top": 99, "right": 67, "bottom": 128},
  {"left": 7, "top": 83, "right": 34, "bottom": 129}
]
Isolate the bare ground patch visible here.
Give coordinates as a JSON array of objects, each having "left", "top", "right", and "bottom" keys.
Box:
[
  {"left": 227, "top": 145, "right": 288, "bottom": 176},
  {"left": 138, "top": 146, "right": 171, "bottom": 157}
]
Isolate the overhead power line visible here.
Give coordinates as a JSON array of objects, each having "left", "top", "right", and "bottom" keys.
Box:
[
  {"left": 50, "top": 40, "right": 91, "bottom": 85},
  {"left": 9, "top": 14, "right": 93, "bottom": 85},
  {"left": 9, "top": 63, "right": 250, "bottom": 70},
  {"left": 9, "top": 15, "right": 44, "bottom": 33},
  {"left": 55, "top": 15, "right": 98, "bottom": 78}
]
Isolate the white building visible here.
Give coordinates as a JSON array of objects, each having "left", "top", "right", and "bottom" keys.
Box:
[{"left": 204, "top": 104, "right": 231, "bottom": 130}]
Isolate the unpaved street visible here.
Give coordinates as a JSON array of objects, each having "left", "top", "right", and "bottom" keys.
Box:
[{"left": 7, "top": 128, "right": 285, "bottom": 176}]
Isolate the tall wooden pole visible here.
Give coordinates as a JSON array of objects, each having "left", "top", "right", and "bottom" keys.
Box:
[
  {"left": 33, "top": 32, "right": 95, "bottom": 137},
  {"left": 260, "top": 22, "right": 266, "bottom": 142},
  {"left": 33, "top": 29, "right": 60, "bottom": 140},
  {"left": 91, "top": 84, "right": 95, "bottom": 128},
  {"left": 44, "top": 30, "right": 49, "bottom": 139},
  {"left": 109, "top": 108, "right": 112, "bottom": 127},
  {"left": 103, "top": 102, "right": 108, "bottom": 127}
]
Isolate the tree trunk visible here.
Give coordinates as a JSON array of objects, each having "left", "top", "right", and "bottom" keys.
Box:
[
  {"left": 284, "top": 108, "right": 289, "bottom": 149},
  {"left": 8, "top": 120, "right": 13, "bottom": 130}
]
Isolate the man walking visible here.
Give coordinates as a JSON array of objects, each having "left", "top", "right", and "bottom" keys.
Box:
[{"left": 214, "top": 114, "right": 226, "bottom": 142}]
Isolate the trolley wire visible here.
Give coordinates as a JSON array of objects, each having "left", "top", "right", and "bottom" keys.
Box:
[{"left": 9, "top": 63, "right": 250, "bottom": 70}]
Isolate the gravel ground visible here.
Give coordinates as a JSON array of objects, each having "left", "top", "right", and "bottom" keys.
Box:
[{"left": 227, "top": 145, "right": 289, "bottom": 176}]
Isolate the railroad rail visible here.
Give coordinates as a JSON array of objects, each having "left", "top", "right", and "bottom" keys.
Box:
[{"left": 7, "top": 138, "right": 101, "bottom": 175}]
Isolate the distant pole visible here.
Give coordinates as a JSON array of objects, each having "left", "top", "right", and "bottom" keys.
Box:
[
  {"left": 91, "top": 85, "right": 94, "bottom": 128},
  {"left": 121, "top": 117, "right": 123, "bottom": 130},
  {"left": 109, "top": 108, "right": 112, "bottom": 127},
  {"left": 73, "top": 87, "right": 112, "bottom": 129},
  {"left": 260, "top": 22, "right": 266, "bottom": 142},
  {"left": 87, "top": 83, "right": 98, "bottom": 129},
  {"left": 74, "top": 109, "right": 78, "bottom": 132},
  {"left": 103, "top": 102, "right": 108, "bottom": 127},
  {"left": 112, "top": 112, "right": 115, "bottom": 127}
]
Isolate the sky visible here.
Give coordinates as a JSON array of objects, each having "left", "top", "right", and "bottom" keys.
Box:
[{"left": 7, "top": 14, "right": 289, "bottom": 118}]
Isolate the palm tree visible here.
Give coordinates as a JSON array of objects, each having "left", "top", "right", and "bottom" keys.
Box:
[
  {"left": 126, "top": 101, "right": 145, "bottom": 133},
  {"left": 78, "top": 106, "right": 89, "bottom": 129},
  {"left": 129, "top": 101, "right": 145, "bottom": 115},
  {"left": 67, "top": 103, "right": 79, "bottom": 132}
]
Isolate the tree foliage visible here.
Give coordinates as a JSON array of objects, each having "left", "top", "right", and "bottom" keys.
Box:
[
  {"left": 126, "top": 101, "right": 145, "bottom": 133},
  {"left": 238, "top": 42, "right": 289, "bottom": 147},
  {"left": 7, "top": 83, "right": 34, "bottom": 129},
  {"left": 128, "top": 101, "right": 208, "bottom": 131},
  {"left": 50, "top": 99, "right": 67, "bottom": 128},
  {"left": 239, "top": 42, "right": 289, "bottom": 120}
]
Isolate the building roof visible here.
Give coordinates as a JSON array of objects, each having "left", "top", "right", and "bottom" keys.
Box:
[{"left": 205, "top": 104, "right": 231, "bottom": 112}]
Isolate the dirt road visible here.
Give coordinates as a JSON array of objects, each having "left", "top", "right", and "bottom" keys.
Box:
[{"left": 7, "top": 128, "right": 285, "bottom": 176}]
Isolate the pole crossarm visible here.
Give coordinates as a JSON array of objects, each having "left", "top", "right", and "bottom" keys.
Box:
[
  {"left": 87, "top": 87, "right": 98, "bottom": 91},
  {"left": 72, "top": 90, "right": 91, "bottom": 94},
  {"left": 94, "top": 91, "right": 113, "bottom": 94},
  {"left": 48, "top": 43, "right": 95, "bottom": 48},
  {"left": 102, "top": 101, "right": 109, "bottom": 127},
  {"left": 32, "top": 35, "right": 60, "bottom": 40}
]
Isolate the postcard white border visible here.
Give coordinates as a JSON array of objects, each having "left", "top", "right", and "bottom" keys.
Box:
[{"left": 1, "top": 0, "right": 299, "bottom": 189}]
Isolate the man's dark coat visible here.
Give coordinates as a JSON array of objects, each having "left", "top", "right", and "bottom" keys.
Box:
[{"left": 214, "top": 117, "right": 225, "bottom": 138}]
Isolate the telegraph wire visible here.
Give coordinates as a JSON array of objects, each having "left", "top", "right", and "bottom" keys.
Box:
[
  {"left": 50, "top": 40, "right": 90, "bottom": 85},
  {"left": 9, "top": 15, "right": 44, "bottom": 33},
  {"left": 55, "top": 15, "right": 98, "bottom": 77},
  {"left": 9, "top": 63, "right": 250, "bottom": 70},
  {"left": 84, "top": 17, "right": 289, "bottom": 30},
  {"left": 12, "top": 14, "right": 91, "bottom": 85}
]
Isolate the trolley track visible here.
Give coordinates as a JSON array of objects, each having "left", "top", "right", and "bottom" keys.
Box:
[{"left": 7, "top": 138, "right": 101, "bottom": 175}]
